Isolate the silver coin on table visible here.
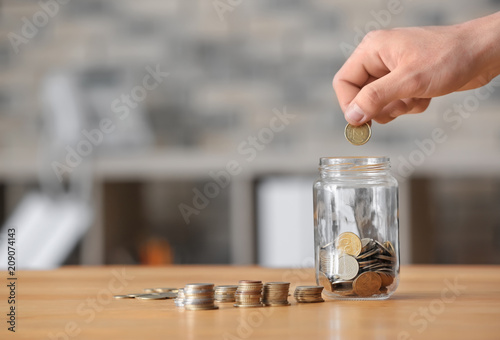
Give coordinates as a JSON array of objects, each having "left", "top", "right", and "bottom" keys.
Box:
[
  {"left": 125, "top": 293, "right": 142, "bottom": 298},
  {"left": 135, "top": 293, "right": 171, "bottom": 300},
  {"left": 154, "top": 287, "right": 179, "bottom": 293}
]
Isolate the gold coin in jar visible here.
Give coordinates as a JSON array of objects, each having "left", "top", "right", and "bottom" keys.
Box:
[{"left": 335, "top": 232, "right": 362, "bottom": 257}]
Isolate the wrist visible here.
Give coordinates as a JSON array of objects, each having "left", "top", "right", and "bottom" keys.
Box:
[{"left": 460, "top": 12, "right": 500, "bottom": 82}]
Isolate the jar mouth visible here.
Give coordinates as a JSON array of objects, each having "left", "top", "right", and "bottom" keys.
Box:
[{"left": 319, "top": 157, "right": 390, "bottom": 173}]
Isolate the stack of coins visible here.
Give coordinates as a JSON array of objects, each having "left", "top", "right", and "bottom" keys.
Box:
[
  {"left": 234, "top": 280, "right": 263, "bottom": 308},
  {"left": 174, "top": 288, "right": 185, "bottom": 308},
  {"left": 319, "top": 244, "right": 335, "bottom": 276},
  {"left": 294, "top": 286, "right": 324, "bottom": 303},
  {"left": 262, "top": 282, "right": 290, "bottom": 306},
  {"left": 183, "top": 283, "right": 218, "bottom": 311},
  {"left": 319, "top": 232, "right": 397, "bottom": 298},
  {"left": 214, "top": 285, "right": 238, "bottom": 303}
]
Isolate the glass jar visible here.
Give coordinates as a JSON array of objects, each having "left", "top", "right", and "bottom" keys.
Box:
[{"left": 313, "top": 157, "right": 399, "bottom": 300}]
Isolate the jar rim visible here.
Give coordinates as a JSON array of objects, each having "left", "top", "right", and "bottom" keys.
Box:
[
  {"left": 319, "top": 157, "right": 390, "bottom": 174},
  {"left": 320, "top": 156, "right": 389, "bottom": 166}
]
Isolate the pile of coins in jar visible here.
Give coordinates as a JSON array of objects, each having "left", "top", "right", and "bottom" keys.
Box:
[{"left": 318, "top": 232, "right": 397, "bottom": 298}]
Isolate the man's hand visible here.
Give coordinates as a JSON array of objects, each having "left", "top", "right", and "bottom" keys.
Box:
[{"left": 333, "top": 12, "right": 500, "bottom": 126}]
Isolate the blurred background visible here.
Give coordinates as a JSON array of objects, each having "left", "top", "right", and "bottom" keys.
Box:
[{"left": 0, "top": 0, "right": 499, "bottom": 269}]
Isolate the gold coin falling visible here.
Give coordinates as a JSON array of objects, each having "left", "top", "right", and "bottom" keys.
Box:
[{"left": 344, "top": 123, "right": 372, "bottom": 145}]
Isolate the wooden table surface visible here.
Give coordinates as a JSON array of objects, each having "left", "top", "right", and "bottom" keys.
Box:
[{"left": 1, "top": 265, "right": 500, "bottom": 340}]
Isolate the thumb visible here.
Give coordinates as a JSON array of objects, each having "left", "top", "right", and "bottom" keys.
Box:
[{"left": 345, "top": 70, "right": 410, "bottom": 125}]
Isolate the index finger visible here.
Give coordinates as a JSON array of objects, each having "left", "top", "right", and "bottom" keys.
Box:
[{"left": 333, "top": 45, "right": 391, "bottom": 112}]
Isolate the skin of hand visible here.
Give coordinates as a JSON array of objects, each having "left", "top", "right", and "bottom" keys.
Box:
[{"left": 333, "top": 11, "right": 500, "bottom": 126}]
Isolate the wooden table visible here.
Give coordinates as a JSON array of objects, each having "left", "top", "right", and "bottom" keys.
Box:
[{"left": 2, "top": 265, "right": 500, "bottom": 340}]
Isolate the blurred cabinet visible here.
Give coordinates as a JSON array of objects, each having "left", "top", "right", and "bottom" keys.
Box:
[{"left": 411, "top": 177, "right": 500, "bottom": 264}]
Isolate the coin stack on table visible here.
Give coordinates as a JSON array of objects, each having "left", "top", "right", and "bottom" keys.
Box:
[
  {"left": 234, "top": 280, "right": 264, "bottom": 308},
  {"left": 214, "top": 285, "right": 238, "bottom": 303},
  {"left": 319, "top": 232, "right": 397, "bottom": 298},
  {"left": 183, "top": 283, "right": 218, "bottom": 310},
  {"left": 262, "top": 282, "right": 291, "bottom": 306},
  {"left": 174, "top": 288, "right": 185, "bottom": 308},
  {"left": 293, "top": 286, "right": 325, "bottom": 303}
]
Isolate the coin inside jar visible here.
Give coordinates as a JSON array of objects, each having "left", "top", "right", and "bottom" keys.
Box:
[
  {"left": 318, "top": 272, "right": 333, "bottom": 292},
  {"left": 378, "top": 272, "right": 395, "bottom": 287},
  {"left": 353, "top": 272, "right": 382, "bottom": 297},
  {"left": 337, "top": 254, "right": 359, "bottom": 280},
  {"left": 335, "top": 232, "right": 362, "bottom": 257}
]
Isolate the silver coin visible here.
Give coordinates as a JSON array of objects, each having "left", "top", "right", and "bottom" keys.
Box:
[
  {"left": 337, "top": 254, "right": 359, "bottom": 280},
  {"left": 215, "top": 285, "right": 238, "bottom": 289},
  {"left": 153, "top": 287, "right": 178, "bottom": 293},
  {"left": 361, "top": 238, "right": 372, "bottom": 248},
  {"left": 264, "top": 282, "right": 290, "bottom": 286},
  {"left": 158, "top": 292, "right": 178, "bottom": 298},
  {"left": 295, "top": 286, "right": 323, "bottom": 290},
  {"left": 185, "top": 283, "right": 214, "bottom": 288},
  {"left": 125, "top": 293, "right": 142, "bottom": 298},
  {"left": 184, "top": 298, "right": 215, "bottom": 304},
  {"left": 135, "top": 294, "right": 171, "bottom": 300}
]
